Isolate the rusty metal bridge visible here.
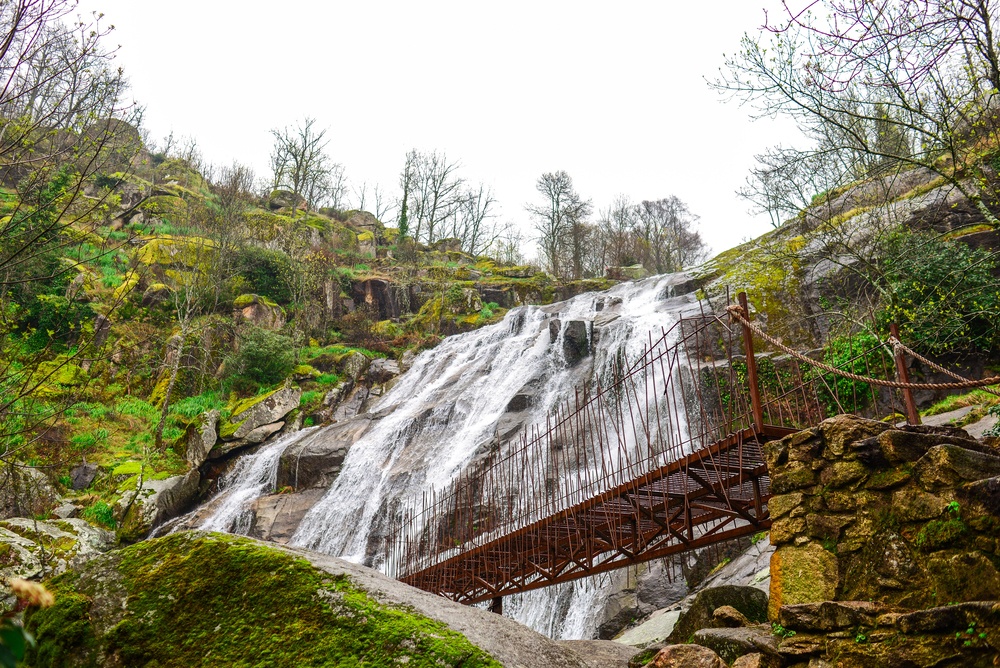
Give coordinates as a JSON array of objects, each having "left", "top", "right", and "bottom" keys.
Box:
[{"left": 384, "top": 292, "right": 930, "bottom": 608}]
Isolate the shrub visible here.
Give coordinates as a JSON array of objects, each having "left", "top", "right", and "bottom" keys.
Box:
[
  {"left": 233, "top": 246, "right": 294, "bottom": 304},
  {"left": 813, "top": 331, "right": 889, "bottom": 416},
  {"left": 879, "top": 230, "right": 1000, "bottom": 355},
  {"left": 224, "top": 327, "right": 296, "bottom": 388}
]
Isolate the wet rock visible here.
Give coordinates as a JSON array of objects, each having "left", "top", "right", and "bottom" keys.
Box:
[
  {"left": 562, "top": 320, "right": 590, "bottom": 364},
  {"left": 643, "top": 644, "right": 726, "bottom": 668},
  {"left": 333, "top": 385, "right": 370, "bottom": 422},
  {"left": 277, "top": 418, "right": 371, "bottom": 490},
  {"left": 668, "top": 586, "right": 769, "bottom": 644},
  {"left": 248, "top": 489, "right": 326, "bottom": 543},
  {"left": 69, "top": 462, "right": 99, "bottom": 491},
  {"left": 691, "top": 626, "right": 778, "bottom": 664}
]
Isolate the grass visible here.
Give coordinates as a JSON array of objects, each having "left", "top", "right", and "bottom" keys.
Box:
[{"left": 921, "top": 388, "right": 1000, "bottom": 417}]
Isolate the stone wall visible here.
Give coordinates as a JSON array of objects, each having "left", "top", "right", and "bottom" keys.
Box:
[{"left": 765, "top": 415, "right": 1000, "bottom": 619}]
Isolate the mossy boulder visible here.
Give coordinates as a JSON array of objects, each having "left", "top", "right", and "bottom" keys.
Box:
[
  {"left": 217, "top": 387, "right": 300, "bottom": 442},
  {"left": 23, "top": 532, "right": 588, "bottom": 668},
  {"left": 135, "top": 235, "right": 215, "bottom": 269},
  {"left": 138, "top": 194, "right": 187, "bottom": 222},
  {"left": 232, "top": 293, "right": 286, "bottom": 330},
  {"left": 0, "top": 518, "right": 114, "bottom": 583}
]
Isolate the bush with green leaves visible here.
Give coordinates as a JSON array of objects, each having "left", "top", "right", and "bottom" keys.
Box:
[
  {"left": 224, "top": 327, "right": 297, "bottom": 388},
  {"left": 878, "top": 231, "right": 1000, "bottom": 356},
  {"left": 813, "top": 331, "right": 889, "bottom": 416},
  {"left": 233, "top": 246, "right": 294, "bottom": 304}
]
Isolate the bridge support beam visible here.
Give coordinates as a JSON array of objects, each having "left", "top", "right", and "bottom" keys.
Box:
[
  {"left": 489, "top": 596, "right": 503, "bottom": 615},
  {"left": 738, "top": 292, "right": 765, "bottom": 432}
]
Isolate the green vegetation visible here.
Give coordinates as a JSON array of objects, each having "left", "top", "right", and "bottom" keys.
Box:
[{"left": 25, "top": 533, "right": 500, "bottom": 668}]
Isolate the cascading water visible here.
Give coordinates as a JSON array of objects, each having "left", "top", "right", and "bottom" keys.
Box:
[
  {"left": 289, "top": 273, "right": 698, "bottom": 638},
  {"left": 193, "top": 428, "right": 317, "bottom": 534},
  {"left": 187, "top": 274, "right": 699, "bottom": 639}
]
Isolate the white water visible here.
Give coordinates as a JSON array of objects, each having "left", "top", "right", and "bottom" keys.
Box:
[
  {"left": 288, "top": 274, "right": 694, "bottom": 638},
  {"left": 196, "top": 428, "right": 317, "bottom": 534},
  {"left": 191, "top": 274, "right": 696, "bottom": 639}
]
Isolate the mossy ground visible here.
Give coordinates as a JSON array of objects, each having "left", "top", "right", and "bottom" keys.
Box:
[{"left": 25, "top": 532, "right": 500, "bottom": 668}]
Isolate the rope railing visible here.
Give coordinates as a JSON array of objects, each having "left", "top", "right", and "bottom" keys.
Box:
[{"left": 726, "top": 304, "right": 1000, "bottom": 392}]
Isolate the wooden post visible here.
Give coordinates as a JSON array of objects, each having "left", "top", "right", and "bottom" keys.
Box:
[
  {"left": 891, "top": 323, "right": 921, "bottom": 425},
  {"left": 489, "top": 596, "right": 503, "bottom": 615},
  {"left": 738, "top": 292, "right": 765, "bottom": 433}
]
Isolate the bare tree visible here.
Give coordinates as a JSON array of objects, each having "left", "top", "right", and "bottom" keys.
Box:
[
  {"left": 353, "top": 181, "right": 396, "bottom": 222},
  {"left": 636, "top": 197, "right": 708, "bottom": 273},
  {"left": 526, "top": 171, "right": 591, "bottom": 278},
  {"left": 716, "top": 0, "right": 1000, "bottom": 227},
  {"left": 598, "top": 195, "right": 640, "bottom": 269},
  {"left": 407, "top": 149, "right": 463, "bottom": 244},
  {"left": 448, "top": 183, "right": 502, "bottom": 255},
  {"left": 270, "top": 117, "right": 343, "bottom": 211},
  {"left": 0, "top": 1, "right": 144, "bottom": 474},
  {"left": 490, "top": 223, "right": 527, "bottom": 266}
]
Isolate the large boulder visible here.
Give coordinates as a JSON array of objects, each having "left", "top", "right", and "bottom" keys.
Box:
[
  {"left": 25, "top": 532, "right": 591, "bottom": 668},
  {"left": 0, "top": 518, "right": 114, "bottom": 583},
  {"left": 180, "top": 409, "right": 218, "bottom": 468},
  {"left": 667, "top": 586, "right": 769, "bottom": 644},
  {"left": 277, "top": 417, "right": 371, "bottom": 490},
  {"left": 217, "top": 387, "right": 300, "bottom": 443},
  {"left": 642, "top": 644, "right": 726, "bottom": 668},
  {"left": 0, "top": 465, "right": 58, "bottom": 520},
  {"left": 233, "top": 293, "right": 286, "bottom": 330},
  {"left": 115, "top": 469, "right": 200, "bottom": 542}
]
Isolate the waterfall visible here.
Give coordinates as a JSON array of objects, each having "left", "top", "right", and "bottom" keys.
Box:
[
  {"left": 194, "top": 428, "right": 318, "bottom": 534},
  {"left": 190, "top": 274, "right": 698, "bottom": 639}
]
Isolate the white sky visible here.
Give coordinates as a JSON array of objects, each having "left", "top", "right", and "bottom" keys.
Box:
[{"left": 79, "top": 0, "right": 800, "bottom": 257}]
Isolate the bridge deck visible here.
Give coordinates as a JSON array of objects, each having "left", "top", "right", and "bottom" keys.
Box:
[{"left": 400, "top": 425, "right": 796, "bottom": 603}]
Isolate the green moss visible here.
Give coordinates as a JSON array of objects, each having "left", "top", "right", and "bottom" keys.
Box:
[
  {"left": 111, "top": 461, "right": 142, "bottom": 476},
  {"left": 24, "top": 573, "right": 99, "bottom": 668},
  {"left": 915, "top": 518, "right": 967, "bottom": 551},
  {"left": 136, "top": 235, "right": 215, "bottom": 268},
  {"left": 28, "top": 533, "right": 499, "bottom": 667},
  {"left": 219, "top": 388, "right": 281, "bottom": 439},
  {"left": 357, "top": 231, "right": 375, "bottom": 243}
]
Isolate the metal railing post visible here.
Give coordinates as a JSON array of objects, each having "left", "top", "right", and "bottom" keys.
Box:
[
  {"left": 890, "top": 323, "right": 921, "bottom": 425},
  {"left": 738, "top": 292, "right": 765, "bottom": 433}
]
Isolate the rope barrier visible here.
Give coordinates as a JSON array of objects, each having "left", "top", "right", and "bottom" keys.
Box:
[
  {"left": 725, "top": 304, "right": 1000, "bottom": 391},
  {"left": 889, "top": 337, "right": 1000, "bottom": 398}
]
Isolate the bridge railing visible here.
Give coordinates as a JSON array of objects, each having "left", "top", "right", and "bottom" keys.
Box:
[{"left": 384, "top": 292, "right": 906, "bottom": 581}]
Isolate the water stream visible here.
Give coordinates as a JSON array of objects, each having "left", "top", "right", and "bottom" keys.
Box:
[{"left": 193, "top": 274, "right": 697, "bottom": 639}]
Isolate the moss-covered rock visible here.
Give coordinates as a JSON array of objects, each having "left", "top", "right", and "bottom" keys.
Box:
[
  {"left": 769, "top": 543, "right": 839, "bottom": 620},
  {"left": 217, "top": 387, "right": 300, "bottom": 441},
  {"left": 24, "top": 532, "right": 502, "bottom": 668}
]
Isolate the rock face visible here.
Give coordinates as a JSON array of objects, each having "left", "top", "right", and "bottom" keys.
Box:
[
  {"left": 765, "top": 415, "right": 1000, "bottom": 618},
  {"left": 115, "top": 469, "right": 201, "bottom": 542},
  {"left": 277, "top": 417, "right": 372, "bottom": 490},
  {"left": 233, "top": 293, "right": 286, "bottom": 330},
  {"left": 0, "top": 518, "right": 114, "bottom": 582},
  {"left": 216, "top": 386, "right": 300, "bottom": 444},
  {"left": 0, "top": 466, "right": 58, "bottom": 520},
  {"left": 666, "top": 586, "right": 768, "bottom": 644},
  {"left": 25, "top": 531, "right": 592, "bottom": 668}
]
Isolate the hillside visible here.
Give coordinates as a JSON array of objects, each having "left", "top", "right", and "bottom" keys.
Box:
[{"left": 0, "top": 139, "right": 619, "bottom": 543}]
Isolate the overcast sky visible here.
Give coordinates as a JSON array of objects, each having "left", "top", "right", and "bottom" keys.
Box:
[{"left": 79, "top": 0, "right": 799, "bottom": 257}]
